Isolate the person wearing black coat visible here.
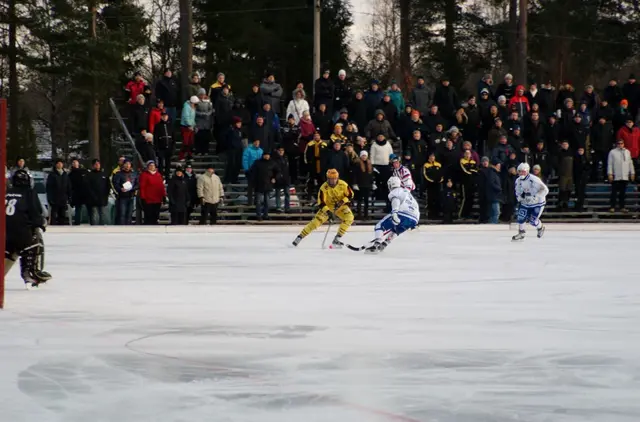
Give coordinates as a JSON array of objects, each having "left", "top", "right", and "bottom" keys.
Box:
[
  {"left": 622, "top": 74, "right": 640, "bottom": 117},
  {"left": 573, "top": 147, "right": 591, "bottom": 211},
  {"left": 476, "top": 158, "right": 491, "bottom": 223},
  {"left": 378, "top": 94, "right": 399, "bottom": 130},
  {"left": 603, "top": 79, "right": 623, "bottom": 108},
  {"left": 433, "top": 78, "right": 460, "bottom": 124},
  {"left": 84, "top": 159, "right": 110, "bottom": 225},
  {"left": 168, "top": 168, "right": 190, "bottom": 225},
  {"left": 225, "top": 118, "right": 245, "bottom": 184},
  {"left": 281, "top": 116, "right": 301, "bottom": 182},
  {"left": 139, "top": 133, "right": 157, "bottom": 164},
  {"left": 536, "top": 83, "right": 556, "bottom": 116},
  {"left": 532, "top": 141, "right": 551, "bottom": 182},
  {"left": 273, "top": 147, "right": 291, "bottom": 212},
  {"left": 68, "top": 160, "right": 87, "bottom": 225},
  {"left": 486, "top": 159, "right": 503, "bottom": 223},
  {"left": 153, "top": 113, "right": 173, "bottom": 178},
  {"left": 46, "top": 159, "right": 72, "bottom": 225},
  {"left": 591, "top": 117, "right": 614, "bottom": 181},
  {"left": 130, "top": 97, "right": 149, "bottom": 142},
  {"left": 349, "top": 91, "right": 369, "bottom": 135},
  {"left": 250, "top": 116, "right": 274, "bottom": 156},
  {"left": 323, "top": 142, "right": 349, "bottom": 177},
  {"left": 252, "top": 152, "right": 279, "bottom": 221},
  {"left": 424, "top": 105, "right": 447, "bottom": 134},
  {"left": 441, "top": 178, "right": 457, "bottom": 224},
  {"left": 314, "top": 70, "right": 335, "bottom": 113},
  {"left": 245, "top": 84, "right": 264, "bottom": 121},
  {"left": 312, "top": 104, "right": 333, "bottom": 139},
  {"left": 354, "top": 151, "right": 374, "bottom": 219},
  {"left": 154, "top": 69, "right": 179, "bottom": 122},
  {"left": 407, "top": 130, "right": 429, "bottom": 195},
  {"left": 184, "top": 165, "right": 198, "bottom": 223},
  {"left": 567, "top": 115, "right": 589, "bottom": 150},
  {"left": 214, "top": 87, "right": 234, "bottom": 146},
  {"left": 334, "top": 71, "right": 352, "bottom": 113}
]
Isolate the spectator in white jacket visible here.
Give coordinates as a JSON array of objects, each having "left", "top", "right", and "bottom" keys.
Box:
[
  {"left": 370, "top": 133, "right": 395, "bottom": 200},
  {"left": 608, "top": 139, "right": 636, "bottom": 212},
  {"left": 286, "top": 88, "right": 310, "bottom": 124}
]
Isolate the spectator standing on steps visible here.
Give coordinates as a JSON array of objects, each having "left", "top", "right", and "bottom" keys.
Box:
[
  {"left": 573, "top": 147, "right": 591, "bottom": 211},
  {"left": 155, "top": 68, "right": 179, "bottom": 124},
  {"left": 557, "top": 141, "right": 574, "bottom": 211},
  {"left": 184, "top": 164, "right": 198, "bottom": 223},
  {"left": 273, "top": 146, "right": 291, "bottom": 213},
  {"left": 286, "top": 88, "right": 310, "bottom": 125},
  {"left": 194, "top": 88, "right": 213, "bottom": 156},
  {"left": 411, "top": 76, "right": 433, "bottom": 117},
  {"left": 252, "top": 151, "right": 278, "bottom": 221},
  {"left": 139, "top": 132, "right": 157, "bottom": 164},
  {"left": 139, "top": 161, "right": 166, "bottom": 225},
  {"left": 225, "top": 117, "right": 245, "bottom": 184},
  {"left": 314, "top": 69, "right": 335, "bottom": 114},
  {"left": 46, "top": 159, "right": 71, "bottom": 225},
  {"left": 168, "top": 167, "right": 190, "bottom": 225},
  {"left": 333, "top": 70, "right": 352, "bottom": 119},
  {"left": 243, "top": 139, "right": 264, "bottom": 204},
  {"left": 209, "top": 72, "right": 230, "bottom": 104},
  {"left": 148, "top": 99, "right": 165, "bottom": 134},
  {"left": 260, "top": 72, "right": 284, "bottom": 114},
  {"left": 69, "top": 159, "right": 87, "bottom": 225},
  {"left": 112, "top": 160, "right": 138, "bottom": 225},
  {"left": 213, "top": 85, "right": 233, "bottom": 154},
  {"left": 131, "top": 94, "right": 149, "bottom": 144},
  {"left": 180, "top": 96, "right": 199, "bottom": 161},
  {"left": 197, "top": 165, "right": 224, "bottom": 225},
  {"left": 154, "top": 112, "right": 173, "bottom": 178},
  {"left": 487, "top": 158, "right": 503, "bottom": 224},
  {"left": 84, "top": 159, "right": 110, "bottom": 225},
  {"left": 125, "top": 71, "right": 146, "bottom": 105},
  {"left": 608, "top": 139, "right": 635, "bottom": 212}
]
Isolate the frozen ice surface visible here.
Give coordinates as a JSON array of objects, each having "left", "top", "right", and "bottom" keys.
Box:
[{"left": 2, "top": 224, "right": 640, "bottom": 422}]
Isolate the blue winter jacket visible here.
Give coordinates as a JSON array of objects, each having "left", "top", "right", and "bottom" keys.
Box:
[
  {"left": 242, "top": 145, "right": 264, "bottom": 171},
  {"left": 388, "top": 90, "right": 406, "bottom": 115},
  {"left": 181, "top": 101, "right": 196, "bottom": 128}
]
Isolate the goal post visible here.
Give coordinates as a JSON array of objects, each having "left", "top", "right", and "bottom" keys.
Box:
[{"left": 1, "top": 98, "right": 7, "bottom": 309}]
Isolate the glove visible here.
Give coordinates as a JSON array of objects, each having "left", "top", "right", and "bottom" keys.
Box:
[
  {"left": 392, "top": 212, "right": 400, "bottom": 225},
  {"left": 327, "top": 210, "right": 335, "bottom": 224}
]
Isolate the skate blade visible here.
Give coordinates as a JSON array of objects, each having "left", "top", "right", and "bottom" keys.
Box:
[{"left": 24, "top": 282, "right": 39, "bottom": 290}]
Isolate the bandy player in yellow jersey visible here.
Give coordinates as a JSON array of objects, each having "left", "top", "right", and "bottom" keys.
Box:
[{"left": 292, "top": 169, "right": 354, "bottom": 248}]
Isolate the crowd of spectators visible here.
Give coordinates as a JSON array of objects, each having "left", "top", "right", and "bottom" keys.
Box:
[{"left": 116, "top": 68, "right": 640, "bottom": 223}]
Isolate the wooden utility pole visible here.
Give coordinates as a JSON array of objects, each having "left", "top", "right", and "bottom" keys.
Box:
[
  {"left": 8, "top": 0, "right": 19, "bottom": 150},
  {"left": 399, "top": 0, "right": 412, "bottom": 93},
  {"left": 517, "top": 0, "right": 528, "bottom": 84},
  {"left": 89, "top": 2, "right": 100, "bottom": 159},
  {"left": 313, "top": 0, "right": 321, "bottom": 89},
  {"left": 508, "top": 0, "right": 518, "bottom": 74},
  {"left": 179, "top": 0, "right": 193, "bottom": 103}
]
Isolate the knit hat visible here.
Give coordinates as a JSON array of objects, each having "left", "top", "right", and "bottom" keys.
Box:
[
  {"left": 338, "top": 69, "right": 346, "bottom": 77},
  {"left": 491, "top": 157, "right": 502, "bottom": 166},
  {"left": 146, "top": 160, "right": 155, "bottom": 167},
  {"left": 339, "top": 108, "right": 348, "bottom": 114},
  {"left": 411, "top": 109, "right": 420, "bottom": 117},
  {"left": 217, "top": 72, "right": 225, "bottom": 78},
  {"left": 190, "top": 96, "right": 200, "bottom": 104},
  {"left": 197, "top": 88, "right": 206, "bottom": 95},
  {"left": 621, "top": 99, "right": 629, "bottom": 106},
  {"left": 505, "top": 73, "right": 513, "bottom": 80},
  {"left": 92, "top": 158, "right": 100, "bottom": 165},
  {"left": 498, "top": 95, "right": 506, "bottom": 103},
  {"left": 360, "top": 150, "right": 369, "bottom": 158},
  {"left": 481, "top": 156, "right": 490, "bottom": 163},
  {"left": 232, "top": 116, "right": 242, "bottom": 124},
  {"left": 480, "top": 88, "right": 490, "bottom": 95}
]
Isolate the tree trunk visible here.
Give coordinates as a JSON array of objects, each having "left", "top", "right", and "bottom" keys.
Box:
[
  {"left": 517, "top": 0, "right": 528, "bottom": 84},
  {"left": 179, "top": 0, "right": 193, "bottom": 103},
  {"left": 89, "top": 3, "right": 100, "bottom": 160},
  {"left": 508, "top": 0, "right": 518, "bottom": 74},
  {"left": 399, "top": 0, "right": 412, "bottom": 94},
  {"left": 443, "top": 0, "right": 459, "bottom": 87},
  {"left": 8, "top": 0, "right": 19, "bottom": 150}
]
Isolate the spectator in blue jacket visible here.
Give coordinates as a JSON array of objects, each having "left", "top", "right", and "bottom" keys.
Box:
[
  {"left": 243, "top": 139, "right": 264, "bottom": 205},
  {"left": 364, "top": 80, "right": 384, "bottom": 121},
  {"left": 112, "top": 160, "right": 139, "bottom": 225},
  {"left": 487, "top": 158, "right": 503, "bottom": 223}
]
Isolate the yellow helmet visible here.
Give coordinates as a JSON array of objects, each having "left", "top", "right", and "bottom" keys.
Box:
[{"left": 326, "top": 168, "right": 339, "bottom": 186}]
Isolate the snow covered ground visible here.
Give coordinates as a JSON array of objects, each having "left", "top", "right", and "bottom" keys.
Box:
[{"left": 2, "top": 225, "right": 640, "bottom": 422}]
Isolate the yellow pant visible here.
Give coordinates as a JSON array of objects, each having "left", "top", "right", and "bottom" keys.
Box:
[{"left": 300, "top": 206, "right": 354, "bottom": 238}]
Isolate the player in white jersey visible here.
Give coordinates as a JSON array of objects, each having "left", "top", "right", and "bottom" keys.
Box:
[
  {"left": 365, "top": 176, "right": 420, "bottom": 253},
  {"left": 512, "top": 162, "right": 549, "bottom": 241},
  {"left": 390, "top": 154, "right": 415, "bottom": 191}
]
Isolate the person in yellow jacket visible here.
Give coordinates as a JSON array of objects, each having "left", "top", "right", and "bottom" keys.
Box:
[{"left": 292, "top": 168, "right": 354, "bottom": 248}]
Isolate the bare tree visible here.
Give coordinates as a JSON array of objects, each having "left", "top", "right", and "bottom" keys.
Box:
[
  {"left": 361, "top": 0, "right": 401, "bottom": 86},
  {"left": 147, "top": 0, "right": 180, "bottom": 78}
]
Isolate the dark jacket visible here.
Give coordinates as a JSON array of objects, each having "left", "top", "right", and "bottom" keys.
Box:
[
  {"left": 139, "top": 141, "right": 157, "bottom": 164},
  {"left": 495, "top": 83, "right": 516, "bottom": 102},
  {"left": 558, "top": 147, "right": 574, "bottom": 180},
  {"left": 130, "top": 103, "right": 149, "bottom": 135},
  {"left": 69, "top": 167, "right": 87, "bottom": 207},
  {"left": 323, "top": 148, "right": 350, "bottom": 177},
  {"left": 486, "top": 167, "right": 503, "bottom": 203},
  {"left": 349, "top": 97, "right": 369, "bottom": 135},
  {"left": 398, "top": 115, "right": 427, "bottom": 144},
  {"left": 112, "top": 169, "right": 138, "bottom": 199},
  {"left": 312, "top": 110, "right": 332, "bottom": 139},
  {"left": 153, "top": 120, "right": 173, "bottom": 151},
  {"left": 365, "top": 114, "right": 397, "bottom": 140},
  {"left": 273, "top": 154, "right": 291, "bottom": 187},
  {"left": 85, "top": 169, "right": 110, "bottom": 207},
  {"left": 168, "top": 174, "right": 190, "bottom": 212},
  {"left": 46, "top": 170, "right": 71, "bottom": 206},
  {"left": 537, "top": 88, "right": 555, "bottom": 115},
  {"left": 249, "top": 123, "right": 274, "bottom": 154},
  {"left": 251, "top": 158, "right": 278, "bottom": 193},
  {"left": 411, "top": 84, "right": 433, "bottom": 116},
  {"left": 364, "top": 87, "right": 384, "bottom": 120},
  {"left": 334, "top": 78, "right": 352, "bottom": 111},
  {"left": 378, "top": 99, "right": 398, "bottom": 128},
  {"left": 623, "top": 81, "right": 640, "bottom": 113},
  {"left": 433, "top": 84, "right": 460, "bottom": 120},
  {"left": 524, "top": 120, "right": 545, "bottom": 149},
  {"left": 491, "top": 142, "right": 514, "bottom": 166},
  {"left": 355, "top": 159, "right": 374, "bottom": 189},
  {"left": 314, "top": 77, "right": 335, "bottom": 109},
  {"left": 591, "top": 121, "right": 614, "bottom": 152},
  {"left": 408, "top": 138, "right": 429, "bottom": 170},
  {"left": 424, "top": 111, "right": 447, "bottom": 134},
  {"left": 246, "top": 91, "right": 264, "bottom": 119},
  {"left": 281, "top": 124, "right": 301, "bottom": 155},
  {"left": 226, "top": 126, "right": 244, "bottom": 151},
  {"left": 603, "top": 84, "right": 623, "bottom": 107},
  {"left": 567, "top": 122, "right": 589, "bottom": 150},
  {"left": 573, "top": 152, "right": 591, "bottom": 183},
  {"left": 184, "top": 172, "right": 198, "bottom": 206},
  {"left": 155, "top": 76, "right": 179, "bottom": 107},
  {"left": 215, "top": 94, "right": 234, "bottom": 128},
  {"left": 533, "top": 148, "right": 551, "bottom": 178}
]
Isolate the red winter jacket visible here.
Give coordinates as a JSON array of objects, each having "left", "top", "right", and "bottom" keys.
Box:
[
  {"left": 148, "top": 107, "right": 163, "bottom": 133},
  {"left": 125, "top": 79, "right": 146, "bottom": 104},
  {"left": 139, "top": 170, "right": 166, "bottom": 204},
  {"left": 616, "top": 126, "right": 640, "bottom": 159},
  {"left": 508, "top": 85, "right": 530, "bottom": 116}
]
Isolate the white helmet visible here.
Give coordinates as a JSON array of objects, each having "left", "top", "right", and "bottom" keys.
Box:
[
  {"left": 517, "top": 162, "right": 530, "bottom": 179},
  {"left": 387, "top": 176, "right": 401, "bottom": 191}
]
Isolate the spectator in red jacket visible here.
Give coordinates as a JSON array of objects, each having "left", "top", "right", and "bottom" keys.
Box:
[
  {"left": 616, "top": 118, "right": 640, "bottom": 159},
  {"left": 125, "top": 71, "right": 146, "bottom": 105},
  {"left": 148, "top": 99, "right": 165, "bottom": 133},
  {"left": 508, "top": 85, "right": 530, "bottom": 117},
  {"left": 139, "top": 160, "right": 166, "bottom": 225}
]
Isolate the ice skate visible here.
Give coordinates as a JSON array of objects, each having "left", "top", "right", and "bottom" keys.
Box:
[
  {"left": 364, "top": 240, "right": 387, "bottom": 254},
  {"left": 329, "top": 235, "right": 344, "bottom": 249},
  {"left": 22, "top": 272, "right": 39, "bottom": 290},
  {"left": 34, "top": 270, "right": 52, "bottom": 283},
  {"left": 292, "top": 235, "right": 303, "bottom": 247},
  {"left": 537, "top": 225, "right": 545, "bottom": 238},
  {"left": 512, "top": 230, "right": 526, "bottom": 241}
]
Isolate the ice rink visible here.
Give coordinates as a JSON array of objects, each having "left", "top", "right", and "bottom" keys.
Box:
[{"left": 2, "top": 224, "right": 640, "bottom": 422}]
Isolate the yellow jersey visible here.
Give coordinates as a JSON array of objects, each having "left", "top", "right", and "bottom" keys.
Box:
[{"left": 317, "top": 180, "right": 353, "bottom": 212}]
